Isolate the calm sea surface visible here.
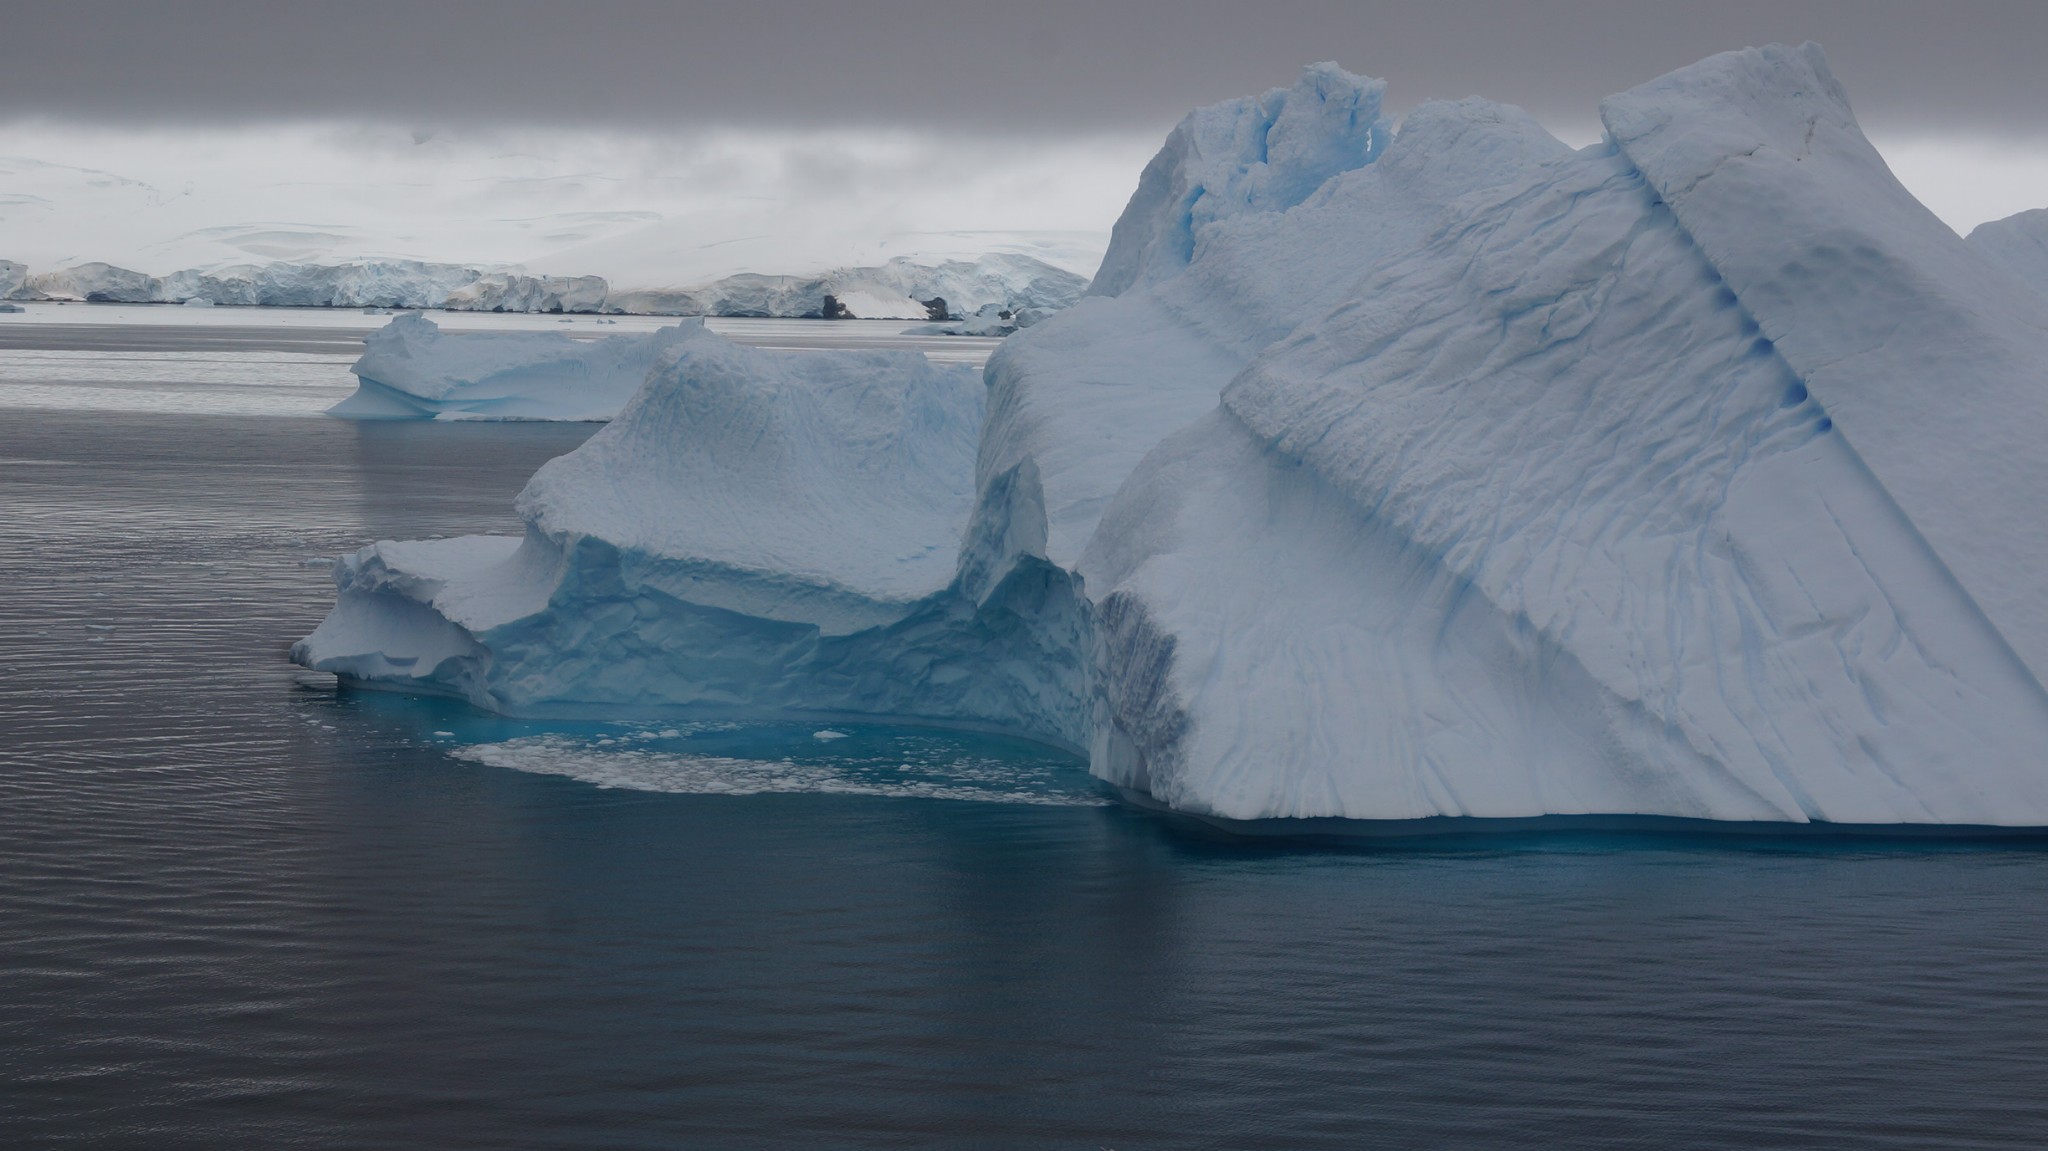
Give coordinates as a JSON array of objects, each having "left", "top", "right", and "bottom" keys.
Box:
[{"left": 3, "top": 309, "right": 2047, "bottom": 1149}]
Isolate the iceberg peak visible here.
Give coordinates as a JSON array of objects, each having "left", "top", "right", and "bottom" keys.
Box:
[{"left": 1088, "top": 62, "right": 1390, "bottom": 298}]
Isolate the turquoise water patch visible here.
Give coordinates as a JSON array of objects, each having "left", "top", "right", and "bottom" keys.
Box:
[{"left": 449, "top": 723, "right": 1112, "bottom": 807}]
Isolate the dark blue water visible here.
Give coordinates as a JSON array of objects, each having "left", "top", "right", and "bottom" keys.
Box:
[{"left": 5, "top": 405, "right": 2048, "bottom": 1149}]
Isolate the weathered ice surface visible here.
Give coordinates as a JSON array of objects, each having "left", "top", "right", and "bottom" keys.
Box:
[{"left": 298, "top": 50, "right": 2048, "bottom": 825}]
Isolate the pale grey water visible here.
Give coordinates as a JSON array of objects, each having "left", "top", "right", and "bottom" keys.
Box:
[
  {"left": 0, "top": 305, "right": 1001, "bottom": 416},
  {"left": 3, "top": 316, "right": 2047, "bottom": 1149}
]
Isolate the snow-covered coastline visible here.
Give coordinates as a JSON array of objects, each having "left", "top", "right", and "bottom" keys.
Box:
[
  {"left": 0, "top": 252, "right": 1086, "bottom": 320},
  {"left": 296, "top": 46, "right": 2048, "bottom": 826}
]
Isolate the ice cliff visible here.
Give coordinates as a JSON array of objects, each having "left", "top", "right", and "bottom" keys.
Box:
[
  {"left": 330, "top": 313, "right": 698, "bottom": 421},
  {"left": 296, "top": 47, "right": 2048, "bottom": 825}
]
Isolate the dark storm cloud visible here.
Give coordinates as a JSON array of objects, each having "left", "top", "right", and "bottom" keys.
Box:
[{"left": 1, "top": 0, "right": 2043, "bottom": 136}]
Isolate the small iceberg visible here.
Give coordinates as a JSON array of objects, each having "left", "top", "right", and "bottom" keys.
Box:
[{"left": 328, "top": 311, "right": 697, "bottom": 421}]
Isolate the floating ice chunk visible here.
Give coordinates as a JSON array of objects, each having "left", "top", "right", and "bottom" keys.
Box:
[
  {"left": 902, "top": 302, "right": 1018, "bottom": 336},
  {"left": 328, "top": 312, "right": 695, "bottom": 421}
]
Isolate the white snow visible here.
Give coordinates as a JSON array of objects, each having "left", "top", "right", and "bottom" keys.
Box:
[
  {"left": 331, "top": 312, "right": 697, "bottom": 421},
  {"left": 295, "top": 50, "right": 2048, "bottom": 826}
]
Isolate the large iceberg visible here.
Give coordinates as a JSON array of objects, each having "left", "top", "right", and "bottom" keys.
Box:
[
  {"left": 296, "top": 47, "right": 2048, "bottom": 825},
  {"left": 331, "top": 313, "right": 696, "bottom": 421},
  {"left": 1969, "top": 208, "right": 2048, "bottom": 303}
]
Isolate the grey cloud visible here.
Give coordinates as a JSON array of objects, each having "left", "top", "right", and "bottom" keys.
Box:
[{"left": 2, "top": 0, "right": 2044, "bottom": 137}]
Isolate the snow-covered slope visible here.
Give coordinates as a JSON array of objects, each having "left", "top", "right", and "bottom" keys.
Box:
[
  {"left": 296, "top": 50, "right": 2048, "bottom": 825},
  {"left": 1969, "top": 208, "right": 2048, "bottom": 303},
  {"left": 332, "top": 313, "right": 698, "bottom": 421}
]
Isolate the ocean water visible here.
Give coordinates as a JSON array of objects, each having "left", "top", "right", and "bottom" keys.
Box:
[
  {"left": 3, "top": 318, "right": 2048, "bottom": 1149},
  {"left": 0, "top": 304, "right": 1000, "bottom": 417}
]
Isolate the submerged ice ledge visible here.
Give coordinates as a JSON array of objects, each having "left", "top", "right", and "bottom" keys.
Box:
[{"left": 297, "top": 45, "right": 2048, "bottom": 825}]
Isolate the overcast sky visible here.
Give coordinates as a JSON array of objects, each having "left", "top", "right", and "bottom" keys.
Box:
[
  {"left": 2, "top": 2, "right": 2044, "bottom": 278},
  {"left": 3, "top": 0, "right": 2045, "bottom": 136}
]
